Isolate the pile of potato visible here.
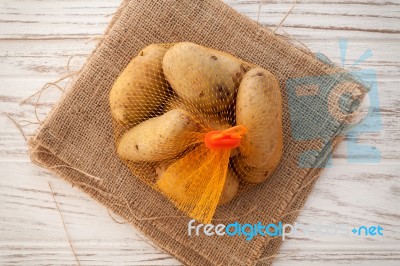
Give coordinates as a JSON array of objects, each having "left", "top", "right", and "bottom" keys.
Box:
[{"left": 110, "top": 42, "right": 283, "bottom": 206}]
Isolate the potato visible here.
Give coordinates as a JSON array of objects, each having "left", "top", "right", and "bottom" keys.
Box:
[
  {"left": 233, "top": 67, "right": 283, "bottom": 183},
  {"left": 218, "top": 168, "right": 240, "bottom": 205},
  {"left": 162, "top": 42, "right": 251, "bottom": 113},
  {"left": 117, "top": 109, "right": 200, "bottom": 162},
  {"left": 156, "top": 161, "right": 239, "bottom": 206},
  {"left": 110, "top": 44, "right": 170, "bottom": 126}
]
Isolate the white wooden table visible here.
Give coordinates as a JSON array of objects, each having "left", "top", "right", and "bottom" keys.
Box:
[{"left": 1, "top": 0, "right": 399, "bottom": 265}]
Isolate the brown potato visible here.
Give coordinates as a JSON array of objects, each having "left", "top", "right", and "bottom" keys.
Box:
[
  {"left": 162, "top": 42, "right": 251, "bottom": 113},
  {"left": 117, "top": 109, "right": 200, "bottom": 162},
  {"left": 156, "top": 161, "right": 239, "bottom": 206},
  {"left": 234, "top": 67, "right": 283, "bottom": 183},
  {"left": 110, "top": 44, "right": 170, "bottom": 126},
  {"left": 218, "top": 168, "right": 240, "bottom": 205}
]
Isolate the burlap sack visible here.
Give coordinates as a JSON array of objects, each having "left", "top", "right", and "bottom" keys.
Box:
[{"left": 29, "top": 0, "right": 366, "bottom": 265}]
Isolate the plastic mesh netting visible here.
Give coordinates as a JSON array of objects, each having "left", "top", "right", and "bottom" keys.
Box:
[{"left": 110, "top": 42, "right": 282, "bottom": 223}]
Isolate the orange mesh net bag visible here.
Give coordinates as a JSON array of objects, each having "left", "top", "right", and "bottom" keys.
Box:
[{"left": 111, "top": 42, "right": 283, "bottom": 223}]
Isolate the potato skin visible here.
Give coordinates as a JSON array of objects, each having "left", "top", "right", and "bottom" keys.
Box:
[
  {"left": 117, "top": 109, "right": 200, "bottom": 162},
  {"left": 110, "top": 44, "right": 170, "bottom": 126},
  {"left": 155, "top": 161, "right": 239, "bottom": 206},
  {"left": 218, "top": 168, "right": 240, "bottom": 205},
  {"left": 234, "top": 67, "right": 283, "bottom": 183},
  {"left": 162, "top": 42, "right": 251, "bottom": 112}
]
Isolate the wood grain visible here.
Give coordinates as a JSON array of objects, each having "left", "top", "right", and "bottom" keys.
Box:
[{"left": 1, "top": 0, "right": 399, "bottom": 265}]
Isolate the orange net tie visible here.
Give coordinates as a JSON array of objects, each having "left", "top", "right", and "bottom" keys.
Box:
[{"left": 204, "top": 126, "right": 247, "bottom": 150}]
